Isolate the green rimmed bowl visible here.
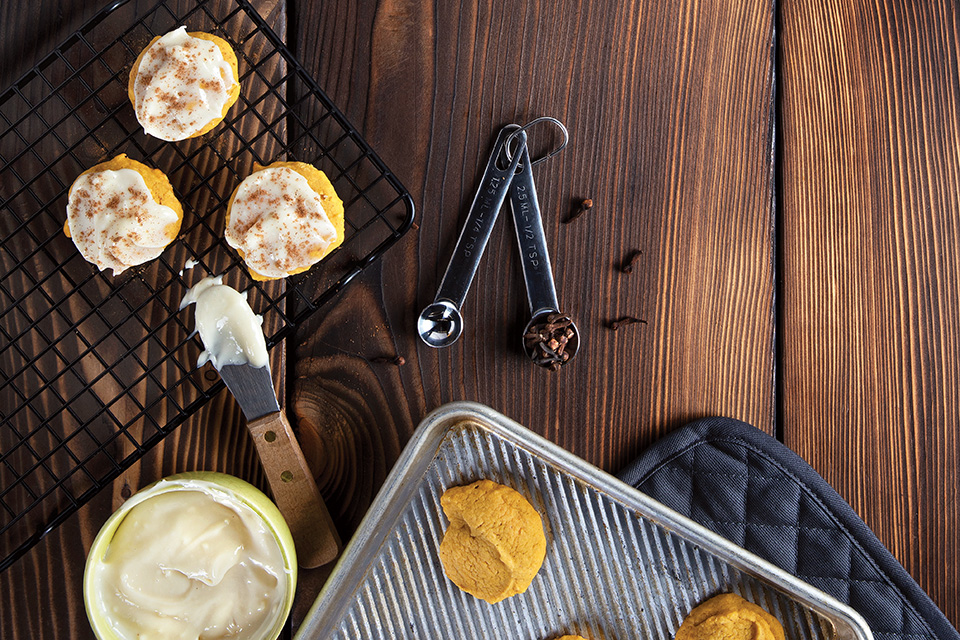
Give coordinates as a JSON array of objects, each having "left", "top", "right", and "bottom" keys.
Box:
[{"left": 83, "top": 471, "right": 296, "bottom": 640}]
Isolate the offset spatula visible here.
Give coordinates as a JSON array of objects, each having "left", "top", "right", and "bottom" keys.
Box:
[{"left": 219, "top": 362, "right": 341, "bottom": 568}]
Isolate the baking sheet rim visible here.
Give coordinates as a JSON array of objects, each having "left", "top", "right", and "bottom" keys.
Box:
[{"left": 295, "top": 401, "right": 873, "bottom": 640}]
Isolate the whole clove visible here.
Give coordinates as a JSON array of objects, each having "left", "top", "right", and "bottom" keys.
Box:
[
  {"left": 608, "top": 316, "right": 647, "bottom": 331},
  {"left": 563, "top": 198, "right": 593, "bottom": 224},
  {"left": 524, "top": 312, "right": 576, "bottom": 370},
  {"left": 620, "top": 249, "right": 643, "bottom": 273},
  {"left": 371, "top": 355, "right": 406, "bottom": 366}
]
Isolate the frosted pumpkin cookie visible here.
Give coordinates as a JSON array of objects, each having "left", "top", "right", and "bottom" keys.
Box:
[
  {"left": 675, "top": 593, "right": 785, "bottom": 640},
  {"left": 437, "top": 479, "right": 546, "bottom": 604},
  {"left": 128, "top": 27, "right": 240, "bottom": 141},
  {"left": 225, "top": 161, "right": 345, "bottom": 281},
  {"left": 64, "top": 154, "right": 182, "bottom": 275}
]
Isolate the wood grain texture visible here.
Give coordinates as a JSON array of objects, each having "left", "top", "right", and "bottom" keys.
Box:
[
  {"left": 32, "top": 0, "right": 960, "bottom": 636},
  {"left": 287, "top": 0, "right": 775, "bottom": 621},
  {"left": 782, "top": 0, "right": 960, "bottom": 626},
  {"left": 2, "top": 0, "right": 957, "bottom": 634}
]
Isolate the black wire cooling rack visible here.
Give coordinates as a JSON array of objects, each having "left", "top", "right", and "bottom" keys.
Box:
[{"left": 0, "top": 0, "right": 415, "bottom": 571}]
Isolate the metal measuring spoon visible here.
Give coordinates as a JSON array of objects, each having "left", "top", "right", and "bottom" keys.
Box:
[
  {"left": 506, "top": 127, "right": 579, "bottom": 369},
  {"left": 418, "top": 127, "right": 527, "bottom": 347}
]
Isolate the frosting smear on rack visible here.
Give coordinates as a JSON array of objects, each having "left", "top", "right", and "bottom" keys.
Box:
[{"left": 180, "top": 276, "right": 268, "bottom": 369}]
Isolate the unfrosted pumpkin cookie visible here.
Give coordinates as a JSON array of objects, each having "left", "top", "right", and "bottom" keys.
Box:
[
  {"left": 675, "top": 593, "right": 785, "bottom": 640},
  {"left": 225, "top": 161, "right": 345, "bottom": 281},
  {"left": 437, "top": 479, "right": 546, "bottom": 604},
  {"left": 128, "top": 27, "right": 240, "bottom": 141},
  {"left": 64, "top": 154, "right": 182, "bottom": 275}
]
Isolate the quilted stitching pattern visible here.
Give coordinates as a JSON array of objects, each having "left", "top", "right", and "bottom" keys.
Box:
[{"left": 619, "top": 418, "right": 960, "bottom": 640}]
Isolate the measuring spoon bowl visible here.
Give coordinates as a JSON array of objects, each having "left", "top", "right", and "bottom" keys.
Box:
[
  {"left": 418, "top": 127, "right": 527, "bottom": 349},
  {"left": 522, "top": 310, "right": 580, "bottom": 369},
  {"left": 417, "top": 300, "right": 464, "bottom": 348}
]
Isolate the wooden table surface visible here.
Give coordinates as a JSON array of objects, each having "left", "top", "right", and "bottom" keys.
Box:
[{"left": 1, "top": 0, "right": 957, "bottom": 637}]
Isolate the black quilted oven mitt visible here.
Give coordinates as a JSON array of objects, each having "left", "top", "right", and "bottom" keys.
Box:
[{"left": 617, "top": 417, "right": 959, "bottom": 640}]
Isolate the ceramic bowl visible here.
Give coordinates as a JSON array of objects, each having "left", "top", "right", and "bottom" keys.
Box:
[{"left": 83, "top": 471, "right": 296, "bottom": 640}]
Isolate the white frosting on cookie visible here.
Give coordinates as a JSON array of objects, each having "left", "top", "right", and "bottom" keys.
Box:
[
  {"left": 225, "top": 167, "right": 338, "bottom": 279},
  {"left": 66, "top": 168, "right": 179, "bottom": 275},
  {"left": 133, "top": 27, "right": 235, "bottom": 141}
]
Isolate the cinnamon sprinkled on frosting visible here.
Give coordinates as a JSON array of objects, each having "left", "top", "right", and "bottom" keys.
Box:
[
  {"left": 66, "top": 169, "right": 179, "bottom": 274},
  {"left": 132, "top": 27, "right": 235, "bottom": 141},
  {"left": 226, "top": 167, "right": 338, "bottom": 279}
]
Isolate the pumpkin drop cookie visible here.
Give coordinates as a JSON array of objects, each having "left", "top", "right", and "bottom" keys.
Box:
[
  {"left": 225, "top": 161, "right": 345, "bottom": 281},
  {"left": 437, "top": 479, "right": 546, "bottom": 604},
  {"left": 675, "top": 593, "right": 785, "bottom": 640},
  {"left": 64, "top": 154, "right": 182, "bottom": 275},
  {"left": 128, "top": 27, "right": 240, "bottom": 141}
]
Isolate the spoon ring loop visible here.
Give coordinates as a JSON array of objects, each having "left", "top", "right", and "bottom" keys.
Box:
[{"left": 503, "top": 116, "right": 569, "bottom": 167}]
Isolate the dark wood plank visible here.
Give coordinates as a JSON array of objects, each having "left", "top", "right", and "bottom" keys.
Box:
[
  {"left": 0, "top": 3, "right": 103, "bottom": 88},
  {"left": 4, "top": 0, "right": 958, "bottom": 634},
  {"left": 0, "top": 1, "right": 287, "bottom": 638},
  {"left": 782, "top": 0, "right": 960, "bottom": 626},
  {"left": 288, "top": 0, "right": 775, "bottom": 621}
]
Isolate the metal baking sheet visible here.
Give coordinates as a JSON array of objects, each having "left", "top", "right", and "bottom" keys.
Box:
[{"left": 296, "top": 402, "right": 873, "bottom": 640}]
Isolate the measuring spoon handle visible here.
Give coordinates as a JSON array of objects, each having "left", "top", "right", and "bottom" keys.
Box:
[
  {"left": 434, "top": 128, "right": 526, "bottom": 308},
  {"left": 508, "top": 137, "right": 560, "bottom": 316}
]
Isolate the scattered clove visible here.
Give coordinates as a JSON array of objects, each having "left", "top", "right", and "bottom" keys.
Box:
[
  {"left": 608, "top": 316, "right": 647, "bottom": 331},
  {"left": 523, "top": 312, "right": 575, "bottom": 370},
  {"left": 371, "top": 355, "right": 406, "bottom": 366},
  {"left": 620, "top": 249, "right": 643, "bottom": 273},
  {"left": 563, "top": 198, "right": 593, "bottom": 224}
]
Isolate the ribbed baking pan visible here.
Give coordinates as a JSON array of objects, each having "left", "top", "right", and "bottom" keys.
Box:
[{"left": 296, "top": 402, "right": 872, "bottom": 640}]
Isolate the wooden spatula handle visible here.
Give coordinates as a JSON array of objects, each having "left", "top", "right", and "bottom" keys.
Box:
[{"left": 247, "top": 410, "right": 341, "bottom": 568}]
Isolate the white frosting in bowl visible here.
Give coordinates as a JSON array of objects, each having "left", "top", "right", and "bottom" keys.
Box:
[
  {"left": 88, "top": 479, "right": 290, "bottom": 640},
  {"left": 66, "top": 167, "right": 179, "bottom": 275},
  {"left": 132, "top": 26, "right": 236, "bottom": 141},
  {"left": 225, "top": 167, "right": 338, "bottom": 279}
]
